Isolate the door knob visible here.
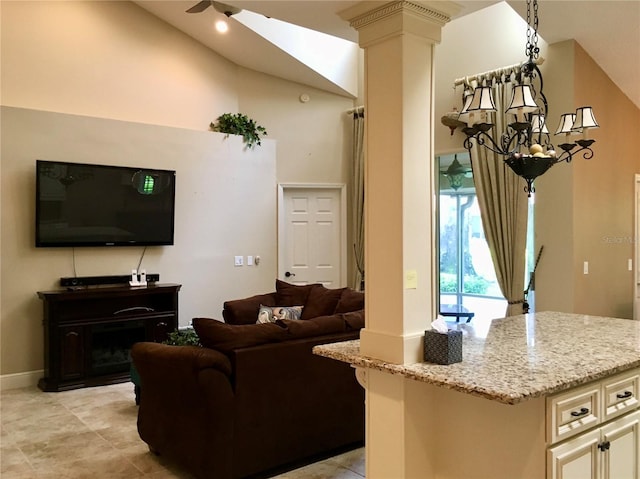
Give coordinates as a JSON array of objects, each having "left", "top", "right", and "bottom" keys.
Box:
[{"left": 285, "top": 272, "right": 295, "bottom": 278}]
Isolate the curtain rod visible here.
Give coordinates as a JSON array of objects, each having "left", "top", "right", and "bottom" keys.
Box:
[
  {"left": 346, "top": 105, "right": 364, "bottom": 114},
  {"left": 453, "top": 57, "right": 544, "bottom": 89}
]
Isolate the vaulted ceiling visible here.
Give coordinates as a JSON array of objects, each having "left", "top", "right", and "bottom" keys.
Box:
[{"left": 134, "top": 1, "right": 640, "bottom": 108}]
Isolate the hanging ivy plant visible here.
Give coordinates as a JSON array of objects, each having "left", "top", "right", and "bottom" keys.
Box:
[{"left": 210, "top": 113, "right": 268, "bottom": 149}]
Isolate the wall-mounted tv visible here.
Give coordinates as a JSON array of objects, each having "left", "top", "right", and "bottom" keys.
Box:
[{"left": 36, "top": 160, "right": 176, "bottom": 247}]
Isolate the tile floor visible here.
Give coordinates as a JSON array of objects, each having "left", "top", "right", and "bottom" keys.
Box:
[{"left": 1, "top": 382, "right": 365, "bottom": 479}]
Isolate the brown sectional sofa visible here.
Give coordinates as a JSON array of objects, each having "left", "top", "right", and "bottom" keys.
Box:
[{"left": 131, "top": 280, "right": 365, "bottom": 479}]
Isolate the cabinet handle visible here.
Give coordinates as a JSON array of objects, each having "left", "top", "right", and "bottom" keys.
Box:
[
  {"left": 113, "top": 306, "right": 155, "bottom": 315},
  {"left": 570, "top": 407, "right": 590, "bottom": 417},
  {"left": 598, "top": 441, "right": 611, "bottom": 452},
  {"left": 616, "top": 390, "right": 633, "bottom": 399}
]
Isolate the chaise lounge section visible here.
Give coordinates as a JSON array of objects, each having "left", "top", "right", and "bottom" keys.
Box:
[{"left": 131, "top": 280, "right": 365, "bottom": 479}]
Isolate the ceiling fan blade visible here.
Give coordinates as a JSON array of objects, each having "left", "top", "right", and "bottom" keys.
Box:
[{"left": 186, "top": 0, "right": 212, "bottom": 13}]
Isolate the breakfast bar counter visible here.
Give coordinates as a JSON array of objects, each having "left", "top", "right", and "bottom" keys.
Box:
[
  {"left": 314, "top": 311, "right": 640, "bottom": 404},
  {"left": 313, "top": 311, "right": 640, "bottom": 478}
]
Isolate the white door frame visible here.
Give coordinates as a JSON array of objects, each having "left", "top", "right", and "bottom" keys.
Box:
[
  {"left": 277, "top": 183, "right": 347, "bottom": 286},
  {"left": 634, "top": 174, "right": 640, "bottom": 320}
]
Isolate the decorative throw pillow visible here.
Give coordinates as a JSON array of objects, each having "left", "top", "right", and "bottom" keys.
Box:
[
  {"left": 223, "top": 293, "right": 277, "bottom": 325},
  {"left": 334, "top": 289, "right": 365, "bottom": 313},
  {"left": 301, "top": 285, "right": 345, "bottom": 319},
  {"left": 275, "top": 279, "right": 320, "bottom": 306},
  {"left": 257, "top": 304, "right": 303, "bottom": 324}
]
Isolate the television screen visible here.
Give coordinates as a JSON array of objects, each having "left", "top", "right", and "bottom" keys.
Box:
[{"left": 36, "top": 160, "right": 176, "bottom": 247}]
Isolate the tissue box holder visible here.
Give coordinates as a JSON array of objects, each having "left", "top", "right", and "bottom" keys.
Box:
[{"left": 424, "top": 329, "right": 462, "bottom": 365}]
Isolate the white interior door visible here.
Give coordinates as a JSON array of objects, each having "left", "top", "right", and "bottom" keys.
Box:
[{"left": 278, "top": 185, "right": 346, "bottom": 287}]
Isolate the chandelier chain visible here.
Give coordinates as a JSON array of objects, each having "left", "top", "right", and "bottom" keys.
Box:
[{"left": 525, "top": 0, "right": 540, "bottom": 61}]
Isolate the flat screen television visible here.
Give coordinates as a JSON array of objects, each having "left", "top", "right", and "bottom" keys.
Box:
[{"left": 36, "top": 160, "right": 176, "bottom": 247}]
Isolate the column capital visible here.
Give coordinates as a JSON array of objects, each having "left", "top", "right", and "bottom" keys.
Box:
[{"left": 339, "top": 1, "right": 460, "bottom": 46}]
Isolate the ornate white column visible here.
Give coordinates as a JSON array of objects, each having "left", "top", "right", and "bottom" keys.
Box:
[
  {"left": 340, "top": 2, "right": 458, "bottom": 476},
  {"left": 341, "top": 0, "right": 457, "bottom": 364}
]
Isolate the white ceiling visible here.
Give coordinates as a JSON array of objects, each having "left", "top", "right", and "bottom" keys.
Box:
[{"left": 134, "top": 0, "right": 640, "bottom": 107}]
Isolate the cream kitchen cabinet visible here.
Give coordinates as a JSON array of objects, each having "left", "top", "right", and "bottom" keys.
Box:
[
  {"left": 547, "top": 368, "right": 640, "bottom": 479},
  {"left": 548, "top": 410, "right": 639, "bottom": 479}
]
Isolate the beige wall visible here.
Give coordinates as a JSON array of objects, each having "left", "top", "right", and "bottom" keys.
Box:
[
  {"left": 1, "top": 107, "right": 278, "bottom": 379},
  {"left": 0, "top": 0, "right": 355, "bottom": 384},
  {"left": 536, "top": 41, "right": 640, "bottom": 318}
]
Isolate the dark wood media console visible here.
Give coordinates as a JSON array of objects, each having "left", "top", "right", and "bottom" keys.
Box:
[{"left": 37, "top": 283, "right": 181, "bottom": 392}]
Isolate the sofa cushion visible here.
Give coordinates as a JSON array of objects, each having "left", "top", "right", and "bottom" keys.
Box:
[
  {"left": 342, "top": 309, "right": 365, "bottom": 330},
  {"left": 223, "top": 292, "right": 278, "bottom": 325},
  {"left": 193, "top": 318, "right": 289, "bottom": 354},
  {"left": 257, "top": 305, "right": 303, "bottom": 324},
  {"left": 275, "top": 280, "right": 319, "bottom": 307},
  {"left": 334, "top": 289, "right": 365, "bottom": 313},
  {"left": 278, "top": 314, "right": 347, "bottom": 338},
  {"left": 301, "top": 285, "right": 345, "bottom": 320}
]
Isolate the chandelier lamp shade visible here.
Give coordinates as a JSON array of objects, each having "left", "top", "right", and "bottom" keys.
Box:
[{"left": 457, "top": 0, "right": 599, "bottom": 196}]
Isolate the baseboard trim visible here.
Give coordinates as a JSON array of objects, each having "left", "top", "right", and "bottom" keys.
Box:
[{"left": 1, "top": 370, "right": 43, "bottom": 390}]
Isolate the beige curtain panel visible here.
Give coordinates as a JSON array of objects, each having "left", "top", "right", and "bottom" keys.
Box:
[
  {"left": 469, "top": 82, "right": 529, "bottom": 317},
  {"left": 351, "top": 107, "right": 365, "bottom": 291}
]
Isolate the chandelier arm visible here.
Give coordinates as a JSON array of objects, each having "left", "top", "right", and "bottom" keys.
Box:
[
  {"left": 555, "top": 145, "right": 595, "bottom": 164},
  {"left": 467, "top": 131, "right": 511, "bottom": 156},
  {"left": 502, "top": 130, "right": 528, "bottom": 155}
]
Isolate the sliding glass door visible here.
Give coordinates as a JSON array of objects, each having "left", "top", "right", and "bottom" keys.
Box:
[{"left": 437, "top": 152, "right": 506, "bottom": 321}]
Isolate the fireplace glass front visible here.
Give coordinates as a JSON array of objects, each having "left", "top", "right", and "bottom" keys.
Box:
[{"left": 90, "top": 320, "right": 146, "bottom": 376}]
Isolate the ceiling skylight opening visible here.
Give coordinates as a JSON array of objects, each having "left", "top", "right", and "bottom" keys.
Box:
[{"left": 233, "top": 9, "right": 358, "bottom": 97}]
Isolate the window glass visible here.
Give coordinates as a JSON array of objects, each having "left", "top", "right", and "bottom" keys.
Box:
[{"left": 437, "top": 152, "right": 506, "bottom": 321}]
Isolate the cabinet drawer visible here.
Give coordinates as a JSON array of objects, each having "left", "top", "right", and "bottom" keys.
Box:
[
  {"left": 602, "top": 370, "right": 640, "bottom": 422},
  {"left": 548, "top": 383, "right": 601, "bottom": 444}
]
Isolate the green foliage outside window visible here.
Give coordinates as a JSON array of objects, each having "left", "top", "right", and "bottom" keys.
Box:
[{"left": 440, "top": 272, "right": 489, "bottom": 295}]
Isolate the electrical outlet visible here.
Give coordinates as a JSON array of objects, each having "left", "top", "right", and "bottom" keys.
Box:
[
  {"left": 234, "top": 256, "right": 243, "bottom": 266},
  {"left": 583, "top": 261, "right": 589, "bottom": 274}
]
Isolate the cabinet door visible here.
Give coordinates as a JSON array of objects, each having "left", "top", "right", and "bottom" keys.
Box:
[
  {"left": 60, "top": 326, "right": 85, "bottom": 380},
  {"left": 601, "top": 410, "right": 640, "bottom": 479},
  {"left": 548, "top": 429, "right": 600, "bottom": 479}
]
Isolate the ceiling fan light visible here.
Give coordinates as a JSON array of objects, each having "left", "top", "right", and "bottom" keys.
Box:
[{"left": 215, "top": 20, "right": 229, "bottom": 32}]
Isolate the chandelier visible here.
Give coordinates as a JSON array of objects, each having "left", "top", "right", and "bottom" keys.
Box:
[{"left": 457, "top": 0, "right": 599, "bottom": 196}]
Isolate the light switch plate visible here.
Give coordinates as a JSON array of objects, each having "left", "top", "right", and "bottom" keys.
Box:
[
  {"left": 234, "top": 256, "right": 243, "bottom": 266},
  {"left": 583, "top": 261, "right": 589, "bottom": 274},
  {"left": 247, "top": 255, "right": 254, "bottom": 266}
]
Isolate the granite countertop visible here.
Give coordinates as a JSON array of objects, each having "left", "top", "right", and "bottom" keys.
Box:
[{"left": 313, "top": 311, "right": 640, "bottom": 405}]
